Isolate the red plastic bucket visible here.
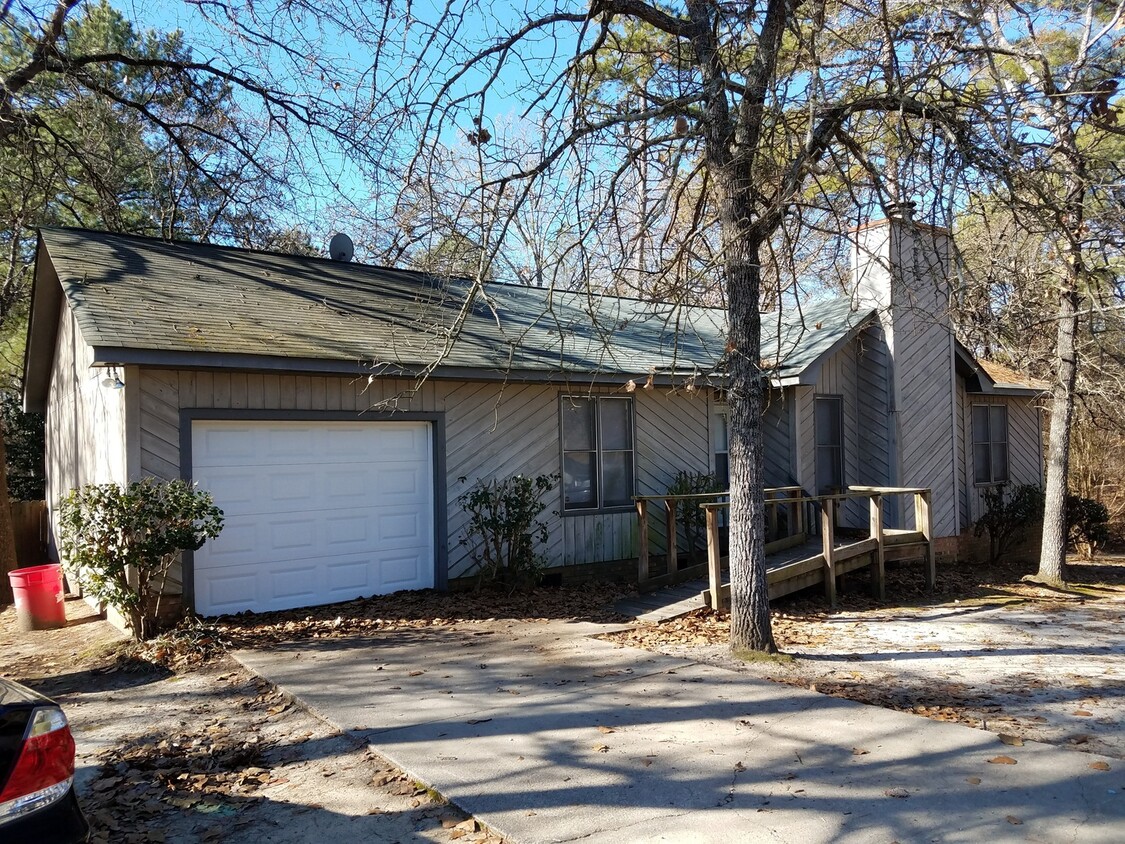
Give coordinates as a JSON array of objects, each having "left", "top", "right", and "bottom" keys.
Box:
[{"left": 8, "top": 564, "right": 67, "bottom": 631}]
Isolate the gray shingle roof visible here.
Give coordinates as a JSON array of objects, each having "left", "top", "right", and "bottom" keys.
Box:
[{"left": 36, "top": 227, "right": 873, "bottom": 383}]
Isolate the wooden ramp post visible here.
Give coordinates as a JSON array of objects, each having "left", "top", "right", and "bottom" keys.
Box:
[
  {"left": 664, "top": 497, "right": 678, "bottom": 573},
  {"left": 706, "top": 506, "right": 726, "bottom": 611},
  {"left": 636, "top": 499, "right": 650, "bottom": 583},
  {"left": 916, "top": 489, "right": 935, "bottom": 590},
  {"left": 869, "top": 494, "right": 885, "bottom": 601},
  {"left": 821, "top": 498, "right": 837, "bottom": 607}
]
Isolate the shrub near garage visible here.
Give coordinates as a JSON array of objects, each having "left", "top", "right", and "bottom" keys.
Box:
[
  {"left": 458, "top": 473, "right": 556, "bottom": 591},
  {"left": 57, "top": 479, "right": 223, "bottom": 639}
]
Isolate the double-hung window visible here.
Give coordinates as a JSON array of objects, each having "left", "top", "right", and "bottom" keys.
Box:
[
  {"left": 713, "top": 408, "right": 730, "bottom": 487},
  {"left": 561, "top": 397, "right": 634, "bottom": 512},
  {"left": 972, "top": 404, "right": 1009, "bottom": 484}
]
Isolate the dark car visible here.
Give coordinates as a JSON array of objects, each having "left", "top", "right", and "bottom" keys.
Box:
[{"left": 0, "top": 677, "right": 89, "bottom": 843}]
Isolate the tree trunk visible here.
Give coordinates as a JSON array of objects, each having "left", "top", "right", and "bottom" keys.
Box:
[
  {"left": 1036, "top": 280, "right": 1079, "bottom": 586},
  {"left": 0, "top": 429, "right": 20, "bottom": 605},
  {"left": 722, "top": 200, "right": 775, "bottom": 652}
]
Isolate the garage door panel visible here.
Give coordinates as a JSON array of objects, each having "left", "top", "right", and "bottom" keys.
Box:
[
  {"left": 266, "top": 428, "right": 320, "bottom": 460},
  {"left": 324, "top": 514, "right": 370, "bottom": 544},
  {"left": 380, "top": 552, "right": 427, "bottom": 588},
  {"left": 376, "top": 511, "right": 424, "bottom": 545},
  {"left": 377, "top": 467, "right": 424, "bottom": 497},
  {"left": 326, "top": 468, "right": 371, "bottom": 499},
  {"left": 192, "top": 420, "right": 435, "bottom": 615},
  {"left": 326, "top": 560, "right": 369, "bottom": 592},
  {"left": 201, "top": 572, "right": 259, "bottom": 614}
]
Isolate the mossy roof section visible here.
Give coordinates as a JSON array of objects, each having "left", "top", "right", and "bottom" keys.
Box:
[{"left": 40, "top": 227, "right": 872, "bottom": 381}]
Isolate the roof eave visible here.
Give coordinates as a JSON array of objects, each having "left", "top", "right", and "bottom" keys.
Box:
[
  {"left": 91, "top": 346, "right": 710, "bottom": 389},
  {"left": 968, "top": 384, "right": 1046, "bottom": 397},
  {"left": 23, "top": 233, "right": 63, "bottom": 413}
]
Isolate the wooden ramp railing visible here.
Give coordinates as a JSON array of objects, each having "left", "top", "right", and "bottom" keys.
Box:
[
  {"left": 700, "top": 486, "right": 934, "bottom": 610},
  {"left": 634, "top": 486, "right": 806, "bottom": 590}
]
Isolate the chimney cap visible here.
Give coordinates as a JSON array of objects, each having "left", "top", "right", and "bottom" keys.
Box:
[{"left": 884, "top": 200, "right": 917, "bottom": 222}]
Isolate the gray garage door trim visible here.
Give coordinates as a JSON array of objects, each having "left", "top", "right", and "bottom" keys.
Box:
[{"left": 179, "top": 409, "right": 447, "bottom": 614}]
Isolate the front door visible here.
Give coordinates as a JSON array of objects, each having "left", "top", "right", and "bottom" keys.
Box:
[{"left": 815, "top": 396, "right": 844, "bottom": 496}]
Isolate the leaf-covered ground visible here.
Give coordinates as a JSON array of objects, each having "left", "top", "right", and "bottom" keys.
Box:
[{"left": 208, "top": 581, "right": 631, "bottom": 649}]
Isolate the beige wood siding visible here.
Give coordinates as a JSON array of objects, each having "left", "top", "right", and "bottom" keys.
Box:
[
  {"left": 956, "top": 375, "right": 970, "bottom": 529},
  {"left": 963, "top": 394, "right": 1045, "bottom": 525},
  {"left": 44, "top": 302, "right": 130, "bottom": 566},
  {"left": 793, "top": 385, "right": 816, "bottom": 494},
  {"left": 762, "top": 390, "right": 792, "bottom": 487},
  {"left": 893, "top": 309, "right": 958, "bottom": 536},
  {"left": 633, "top": 388, "right": 710, "bottom": 558},
  {"left": 855, "top": 325, "right": 892, "bottom": 488},
  {"left": 138, "top": 370, "right": 711, "bottom": 583}
]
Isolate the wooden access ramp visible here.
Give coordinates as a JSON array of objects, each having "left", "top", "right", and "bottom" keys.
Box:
[{"left": 617, "top": 487, "right": 934, "bottom": 623}]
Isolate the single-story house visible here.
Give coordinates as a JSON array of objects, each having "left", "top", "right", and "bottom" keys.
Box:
[{"left": 23, "top": 206, "right": 1044, "bottom": 617}]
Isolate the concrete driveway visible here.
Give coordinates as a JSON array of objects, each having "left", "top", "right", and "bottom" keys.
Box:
[{"left": 236, "top": 618, "right": 1123, "bottom": 843}]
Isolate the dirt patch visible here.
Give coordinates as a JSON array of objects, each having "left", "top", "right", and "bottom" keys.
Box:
[
  {"left": 0, "top": 599, "right": 506, "bottom": 843},
  {"left": 604, "top": 556, "right": 1125, "bottom": 759}
]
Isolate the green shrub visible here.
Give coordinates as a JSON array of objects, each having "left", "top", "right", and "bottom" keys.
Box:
[
  {"left": 974, "top": 483, "right": 1044, "bottom": 564},
  {"left": 58, "top": 479, "right": 224, "bottom": 639},
  {"left": 1066, "top": 494, "right": 1110, "bottom": 558},
  {"left": 458, "top": 474, "right": 557, "bottom": 590},
  {"left": 667, "top": 470, "right": 724, "bottom": 564}
]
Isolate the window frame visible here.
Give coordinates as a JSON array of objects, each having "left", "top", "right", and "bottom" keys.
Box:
[
  {"left": 559, "top": 395, "right": 636, "bottom": 514},
  {"left": 972, "top": 403, "right": 1010, "bottom": 486}
]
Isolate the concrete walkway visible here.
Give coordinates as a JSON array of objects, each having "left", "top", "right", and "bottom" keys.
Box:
[{"left": 236, "top": 619, "right": 1123, "bottom": 843}]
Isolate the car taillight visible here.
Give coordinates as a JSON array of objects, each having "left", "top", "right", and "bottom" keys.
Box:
[{"left": 0, "top": 706, "right": 76, "bottom": 824}]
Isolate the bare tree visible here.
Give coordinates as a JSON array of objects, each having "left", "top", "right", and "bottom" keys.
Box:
[{"left": 953, "top": 0, "right": 1125, "bottom": 585}]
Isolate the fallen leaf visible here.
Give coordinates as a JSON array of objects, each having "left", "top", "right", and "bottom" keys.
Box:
[
  {"left": 1006, "top": 815, "right": 1022, "bottom": 825},
  {"left": 998, "top": 734, "right": 1024, "bottom": 747},
  {"left": 1088, "top": 761, "right": 1111, "bottom": 772},
  {"left": 408, "top": 670, "right": 425, "bottom": 677},
  {"left": 596, "top": 725, "right": 615, "bottom": 734},
  {"left": 988, "top": 756, "right": 1017, "bottom": 765},
  {"left": 467, "top": 718, "right": 492, "bottom": 725},
  {"left": 593, "top": 744, "right": 609, "bottom": 753},
  {"left": 852, "top": 747, "right": 869, "bottom": 756},
  {"left": 1073, "top": 710, "right": 1093, "bottom": 717},
  {"left": 965, "top": 777, "right": 981, "bottom": 785},
  {"left": 884, "top": 787, "right": 909, "bottom": 798}
]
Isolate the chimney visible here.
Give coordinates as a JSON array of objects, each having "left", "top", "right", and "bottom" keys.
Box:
[{"left": 849, "top": 203, "right": 960, "bottom": 537}]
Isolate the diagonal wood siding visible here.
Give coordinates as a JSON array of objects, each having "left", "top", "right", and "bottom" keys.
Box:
[
  {"left": 44, "top": 301, "right": 129, "bottom": 567},
  {"left": 136, "top": 369, "right": 712, "bottom": 587},
  {"left": 762, "top": 390, "right": 793, "bottom": 487},
  {"left": 892, "top": 308, "right": 958, "bottom": 535}
]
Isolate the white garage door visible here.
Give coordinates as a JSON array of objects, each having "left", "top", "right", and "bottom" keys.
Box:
[{"left": 191, "top": 420, "right": 434, "bottom": 615}]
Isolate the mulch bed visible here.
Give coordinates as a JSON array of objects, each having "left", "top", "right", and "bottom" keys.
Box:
[{"left": 207, "top": 581, "right": 633, "bottom": 649}]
